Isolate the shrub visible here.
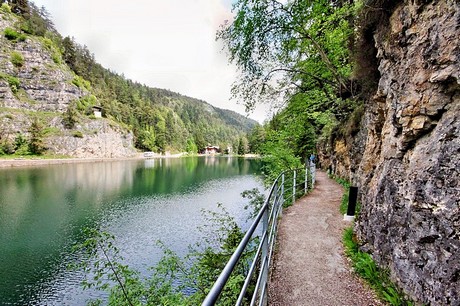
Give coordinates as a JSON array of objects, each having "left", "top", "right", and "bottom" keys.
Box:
[
  {"left": 0, "top": 141, "right": 14, "bottom": 155},
  {"left": 72, "top": 131, "right": 83, "bottom": 138},
  {"left": 62, "top": 105, "right": 79, "bottom": 129},
  {"left": 72, "top": 75, "right": 91, "bottom": 91},
  {"left": 1, "top": 3, "right": 11, "bottom": 13},
  {"left": 51, "top": 52, "right": 61, "bottom": 64},
  {"left": 14, "top": 133, "right": 30, "bottom": 155},
  {"left": 11, "top": 51, "right": 25, "bottom": 67},
  {"left": 14, "top": 133, "right": 27, "bottom": 150},
  {"left": 4, "top": 27, "right": 20, "bottom": 40},
  {"left": 0, "top": 73, "right": 21, "bottom": 92},
  {"left": 6, "top": 75, "right": 20, "bottom": 88},
  {"left": 42, "top": 38, "right": 54, "bottom": 50},
  {"left": 19, "top": 22, "right": 32, "bottom": 35},
  {"left": 0, "top": 73, "right": 21, "bottom": 93},
  {"left": 76, "top": 95, "right": 97, "bottom": 114}
]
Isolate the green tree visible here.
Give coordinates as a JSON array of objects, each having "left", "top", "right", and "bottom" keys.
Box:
[
  {"left": 194, "top": 130, "right": 206, "bottom": 152},
  {"left": 154, "top": 115, "right": 166, "bottom": 152},
  {"left": 62, "top": 104, "right": 79, "bottom": 129},
  {"left": 219, "top": 0, "right": 358, "bottom": 112},
  {"left": 28, "top": 117, "right": 45, "bottom": 154},
  {"left": 237, "top": 135, "right": 249, "bottom": 155},
  {"left": 218, "top": 0, "right": 362, "bottom": 173},
  {"left": 248, "top": 124, "right": 266, "bottom": 154},
  {"left": 136, "top": 125, "right": 156, "bottom": 152},
  {"left": 14, "top": 132, "right": 29, "bottom": 154},
  {"left": 185, "top": 137, "right": 198, "bottom": 154},
  {"left": 62, "top": 36, "right": 77, "bottom": 72}
]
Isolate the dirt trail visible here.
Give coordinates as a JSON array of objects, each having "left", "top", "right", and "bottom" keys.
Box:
[{"left": 268, "top": 171, "right": 382, "bottom": 306}]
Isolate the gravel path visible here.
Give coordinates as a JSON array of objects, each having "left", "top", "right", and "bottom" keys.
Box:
[{"left": 268, "top": 171, "right": 382, "bottom": 306}]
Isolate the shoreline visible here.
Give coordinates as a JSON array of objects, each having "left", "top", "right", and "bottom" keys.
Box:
[
  {"left": 0, "top": 153, "right": 260, "bottom": 169},
  {"left": 0, "top": 156, "right": 144, "bottom": 169}
]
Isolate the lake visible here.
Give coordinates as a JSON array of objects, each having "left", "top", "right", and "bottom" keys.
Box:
[{"left": 0, "top": 156, "right": 264, "bottom": 305}]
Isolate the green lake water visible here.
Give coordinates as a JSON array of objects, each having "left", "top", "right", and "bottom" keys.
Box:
[{"left": 0, "top": 156, "right": 263, "bottom": 305}]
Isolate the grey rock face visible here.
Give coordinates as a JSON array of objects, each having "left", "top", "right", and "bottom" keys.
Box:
[
  {"left": 320, "top": 0, "right": 460, "bottom": 304},
  {"left": 46, "top": 119, "right": 136, "bottom": 158}
]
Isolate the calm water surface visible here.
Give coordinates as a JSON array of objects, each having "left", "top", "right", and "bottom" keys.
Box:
[{"left": 0, "top": 157, "right": 263, "bottom": 305}]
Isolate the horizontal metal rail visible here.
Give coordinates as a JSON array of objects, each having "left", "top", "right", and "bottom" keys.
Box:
[{"left": 202, "top": 164, "right": 316, "bottom": 306}]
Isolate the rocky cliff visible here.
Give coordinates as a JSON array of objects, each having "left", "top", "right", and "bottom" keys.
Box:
[
  {"left": 320, "top": 0, "right": 459, "bottom": 304},
  {"left": 0, "top": 10, "right": 137, "bottom": 158}
]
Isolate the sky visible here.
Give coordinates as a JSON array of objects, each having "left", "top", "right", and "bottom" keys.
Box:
[{"left": 31, "top": 0, "right": 268, "bottom": 123}]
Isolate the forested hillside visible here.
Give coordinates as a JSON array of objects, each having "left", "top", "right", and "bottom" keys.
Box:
[{"left": 0, "top": 0, "right": 256, "bottom": 157}]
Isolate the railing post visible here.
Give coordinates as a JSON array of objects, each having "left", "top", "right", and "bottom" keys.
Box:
[
  {"left": 273, "top": 181, "right": 279, "bottom": 212},
  {"left": 304, "top": 165, "right": 308, "bottom": 194},
  {"left": 280, "top": 173, "right": 285, "bottom": 216},
  {"left": 292, "top": 169, "right": 296, "bottom": 204},
  {"left": 261, "top": 205, "right": 269, "bottom": 305}
]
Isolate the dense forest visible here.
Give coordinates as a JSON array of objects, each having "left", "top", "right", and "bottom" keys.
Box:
[{"left": 0, "top": 0, "right": 257, "bottom": 155}]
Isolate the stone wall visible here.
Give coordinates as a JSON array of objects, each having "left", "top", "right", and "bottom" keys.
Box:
[{"left": 320, "top": 0, "right": 460, "bottom": 304}]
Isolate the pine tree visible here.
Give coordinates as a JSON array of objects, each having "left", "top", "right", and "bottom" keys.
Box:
[{"left": 28, "top": 117, "right": 45, "bottom": 155}]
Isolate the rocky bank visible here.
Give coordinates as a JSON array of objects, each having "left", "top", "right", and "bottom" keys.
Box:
[{"left": 319, "top": 0, "right": 459, "bottom": 304}]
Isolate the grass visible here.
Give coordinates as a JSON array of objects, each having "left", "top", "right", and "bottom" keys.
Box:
[
  {"left": 335, "top": 174, "right": 413, "bottom": 305},
  {"left": 0, "top": 72, "right": 20, "bottom": 91},
  {"left": 0, "top": 154, "right": 70, "bottom": 160},
  {"left": 342, "top": 228, "right": 414, "bottom": 305}
]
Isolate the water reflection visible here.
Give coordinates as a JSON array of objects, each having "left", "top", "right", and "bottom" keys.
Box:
[{"left": 0, "top": 157, "right": 262, "bottom": 305}]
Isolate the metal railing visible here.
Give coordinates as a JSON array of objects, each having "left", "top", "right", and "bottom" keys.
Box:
[{"left": 202, "top": 163, "right": 316, "bottom": 306}]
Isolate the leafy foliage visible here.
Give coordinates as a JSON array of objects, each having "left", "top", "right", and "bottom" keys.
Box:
[
  {"left": 4, "top": 27, "right": 26, "bottom": 41},
  {"left": 13, "top": 132, "right": 28, "bottom": 154},
  {"left": 0, "top": 3, "right": 11, "bottom": 13},
  {"left": 219, "top": 0, "right": 360, "bottom": 112},
  {"left": 222, "top": 0, "right": 366, "bottom": 174},
  {"left": 343, "top": 228, "right": 414, "bottom": 306},
  {"left": 73, "top": 202, "right": 262, "bottom": 305}
]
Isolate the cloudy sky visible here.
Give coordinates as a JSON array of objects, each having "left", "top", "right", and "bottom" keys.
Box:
[{"left": 31, "top": 0, "right": 268, "bottom": 122}]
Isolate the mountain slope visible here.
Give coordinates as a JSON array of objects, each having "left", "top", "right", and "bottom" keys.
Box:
[{"left": 0, "top": 2, "right": 256, "bottom": 157}]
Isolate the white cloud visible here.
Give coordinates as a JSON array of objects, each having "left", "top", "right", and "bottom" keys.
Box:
[{"left": 31, "top": 0, "right": 269, "bottom": 123}]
